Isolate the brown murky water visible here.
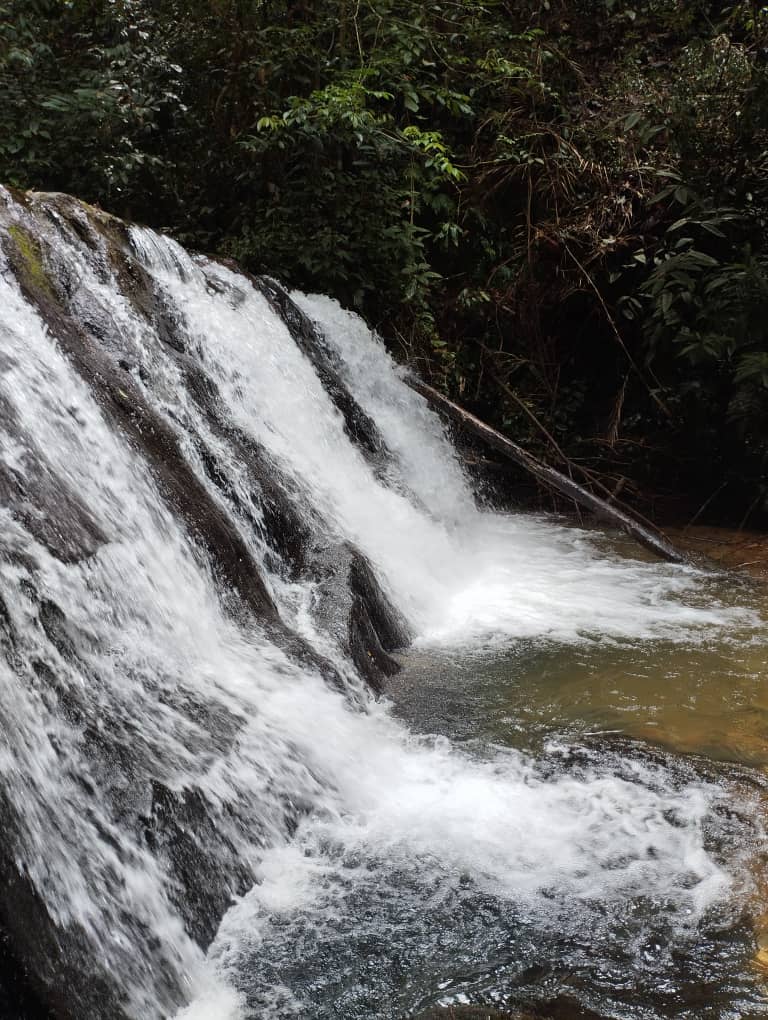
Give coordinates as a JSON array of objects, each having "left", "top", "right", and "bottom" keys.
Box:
[{"left": 671, "top": 526, "right": 768, "bottom": 580}]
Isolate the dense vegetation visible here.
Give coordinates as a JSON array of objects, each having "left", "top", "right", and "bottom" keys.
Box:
[{"left": 2, "top": 0, "right": 767, "bottom": 524}]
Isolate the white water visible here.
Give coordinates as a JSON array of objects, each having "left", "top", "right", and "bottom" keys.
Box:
[
  {"left": 294, "top": 293, "right": 753, "bottom": 648},
  {"left": 0, "top": 191, "right": 761, "bottom": 1019}
]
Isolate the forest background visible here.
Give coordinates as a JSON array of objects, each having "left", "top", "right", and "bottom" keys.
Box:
[{"left": 2, "top": 0, "right": 767, "bottom": 525}]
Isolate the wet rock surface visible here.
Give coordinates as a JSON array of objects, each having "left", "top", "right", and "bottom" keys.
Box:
[
  {"left": 256, "top": 276, "right": 388, "bottom": 463},
  {"left": 0, "top": 575, "right": 251, "bottom": 1019},
  {"left": 312, "top": 542, "right": 412, "bottom": 691},
  {"left": 0, "top": 189, "right": 414, "bottom": 1019},
  {"left": 0, "top": 929, "right": 53, "bottom": 1020},
  {"left": 416, "top": 1005, "right": 607, "bottom": 1019},
  {"left": 0, "top": 396, "right": 105, "bottom": 564}
]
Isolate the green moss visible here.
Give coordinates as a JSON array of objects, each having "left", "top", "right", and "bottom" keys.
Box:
[{"left": 7, "top": 224, "right": 53, "bottom": 297}]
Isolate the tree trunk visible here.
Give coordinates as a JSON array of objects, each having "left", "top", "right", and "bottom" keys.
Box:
[{"left": 408, "top": 377, "right": 688, "bottom": 565}]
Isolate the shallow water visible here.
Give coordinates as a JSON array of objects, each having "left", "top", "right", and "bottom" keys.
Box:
[
  {"left": 192, "top": 536, "right": 768, "bottom": 1020},
  {"left": 394, "top": 582, "right": 768, "bottom": 767},
  {"left": 386, "top": 557, "right": 768, "bottom": 1018}
]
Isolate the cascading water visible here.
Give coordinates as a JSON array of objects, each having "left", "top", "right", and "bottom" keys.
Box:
[{"left": 0, "top": 188, "right": 765, "bottom": 1020}]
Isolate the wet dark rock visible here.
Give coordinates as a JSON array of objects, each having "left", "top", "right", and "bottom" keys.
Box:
[
  {"left": 415, "top": 1005, "right": 607, "bottom": 1020},
  {"left": 142, "top": 782, "right": 256, "bottom": 947},
  {"left": 1, "top": 211, "right": 280, "bottom": 627},
  {"left": 0, "top": 594, "right": 260, "bottom": 1019},
  {"left": 1, "top": 194, "right": 381, "bottom": 690},
  {"left": 174, "top": 354, "right": 408, "bottom": 691},
  {"left": 0, "top": 925, "right": 54, "bottom": 1020},
  {"left": 256, "top": 276, "right": 388, "bottom": 463},
  {"left": 0, "top": 790, "right": 133, "bottom": 1020},
  {"left": 0, "top": 396, "right": 105, "bottom": 566},
  {"left": 416, "top": 1010, "right": 529, "bottom": 1019},
  {"left": 157, "top": 344, "right": 316, "bottom": 581},
  {"left": 312, "top": 543, "right": 411, "bottom": 691}
]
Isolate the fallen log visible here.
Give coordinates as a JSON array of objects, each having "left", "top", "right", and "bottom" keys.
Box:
[{"left": 407, "top": 376, "right": 688, "bottom": 565}]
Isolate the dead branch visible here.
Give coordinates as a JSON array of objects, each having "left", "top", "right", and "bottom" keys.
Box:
[{"left": 408, "top": 376, "right": 688, "bottom": 564}]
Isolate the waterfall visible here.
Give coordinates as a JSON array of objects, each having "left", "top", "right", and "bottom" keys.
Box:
[{"left": 0, "top": 189, "right": 760, "bottom": 1020}]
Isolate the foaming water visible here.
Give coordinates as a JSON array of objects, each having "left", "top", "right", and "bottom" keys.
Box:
[
  {"left": 128, "top": 247, "right": 750, "bottom": 647},
  {"left": 175, "top": 979, "right": 244, "bottom": 1020},
  {"left": 203, "top": 715, "right": 754, "bottom": 1018},
  {"left": 295, "top": 293, "right": 755, "bottom": 649},
  {"left": 0, "top": 193, "right": 763, "bottom": 1019},
  {"left": 290, "top": 292, "right": 476, "bottom": 525}
]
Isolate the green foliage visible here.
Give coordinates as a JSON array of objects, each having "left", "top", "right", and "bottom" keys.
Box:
[
  {"left": 642, "top": 241, "right": 768, "bottom": 427},
  {"left": 1, "top": 0, "right": 767, "bottom": 520}
]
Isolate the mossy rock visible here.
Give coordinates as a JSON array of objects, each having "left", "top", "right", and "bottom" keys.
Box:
[{"left": 5, "top": 223, "right": 54, "bottom": 298}]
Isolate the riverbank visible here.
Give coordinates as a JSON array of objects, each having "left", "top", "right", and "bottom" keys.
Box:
[{"left": 670, "top": 526, "right": 768, "bottom": 581}]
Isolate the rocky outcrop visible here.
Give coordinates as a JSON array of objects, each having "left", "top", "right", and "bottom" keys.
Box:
[
  {"left": 256, "top": 276, "right": 388, "bottom": 464},
  {"left": 311, "top": 543, "right": 412, "bottom": 691},
  {"left": 0, "top": 189, "right": 411, "bottom": 1020}
]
